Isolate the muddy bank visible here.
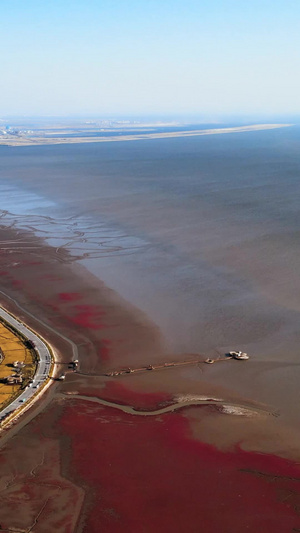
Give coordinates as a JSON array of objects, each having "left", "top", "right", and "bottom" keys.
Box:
[
  {"left": 1, "top": 224, "right": 300, "bottom": 531},
  {"left": 0, "top": 224, "right": 166, "bottom": 374},
  {"left": 1, "top": 222, "right": 300, "bottom": 452},
  {"left": 1, "top": 391, "right": 300, "bottom": 533}
]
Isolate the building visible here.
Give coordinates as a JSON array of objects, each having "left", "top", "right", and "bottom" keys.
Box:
[
  {"left": 13, "top": 361, "right": 25, "bottom": 370},
  {"left": 6, "top": 374, "right": 23, "bottom": 385}
]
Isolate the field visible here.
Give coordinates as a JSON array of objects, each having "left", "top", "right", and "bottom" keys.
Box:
[{"left": 0, "top": 320, "right": 36, "bottom": 408}]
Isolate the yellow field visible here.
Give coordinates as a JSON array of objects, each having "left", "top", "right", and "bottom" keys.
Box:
[{"left": 0, "top": 321, "right": 36, "bottom": 408}]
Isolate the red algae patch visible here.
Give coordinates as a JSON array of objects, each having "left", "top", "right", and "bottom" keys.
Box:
[
  {"left": 99, "top": 338, "right": 112, "bottom": 362},
  {"left": 60, "top": 398, "right": 300, "bottom": 533},
  {"left": 0, "top": 437, "right": 84, "bottom": 533},
  {"left": 11, "top": 279, "right": 25, "bottom": 289},
  {"left": 80, "top": 381, "right": 173, "bottom": 410},
  {"left": 58, "top": 292, "right": 81, "bottom": 302},
  {"left": 71, "top": 304, "right": 107, "bottom": 330}
]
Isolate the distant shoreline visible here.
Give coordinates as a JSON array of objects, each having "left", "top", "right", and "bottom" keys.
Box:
[{"left": 0, "top": 123, "right": 293, "bottom": 147}]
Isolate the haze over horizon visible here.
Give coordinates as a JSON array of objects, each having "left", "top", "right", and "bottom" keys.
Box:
[{"left": 1, "top": 0, "right": 300, "bottom": 118}]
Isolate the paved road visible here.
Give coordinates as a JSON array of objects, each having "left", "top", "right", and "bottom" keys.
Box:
[
  {"left": 0, "top": 307, "right": 52, "bottom": 423},
  {"left": 0, "top": 289, "right": 78, "bottom": 361}
]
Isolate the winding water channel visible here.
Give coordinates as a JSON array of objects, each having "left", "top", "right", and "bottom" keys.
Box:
[{"left": 62, "top": 392, "right": 276, "bottom": 418}]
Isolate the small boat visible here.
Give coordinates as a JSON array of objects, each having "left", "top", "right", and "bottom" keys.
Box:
[{"left": 229, "top": 351, "right": 249, "bottom": 360}]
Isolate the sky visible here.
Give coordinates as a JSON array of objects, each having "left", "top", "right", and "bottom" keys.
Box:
[{"left": 1, "top": 0, "right": 300, "bottom": 118}]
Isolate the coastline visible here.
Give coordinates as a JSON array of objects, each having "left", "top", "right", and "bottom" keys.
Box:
[
  {"left": 0, "top": 298, "right": 64, "bottom": 431},
  {"left": 0, "top": 221, "right": 300, "bottom": 458},
  {"left": 0, "top": 123, "right": 292, "bottom": 147},
  {"left": 1, "top": 223, "right": 300, "bottom": 530}
]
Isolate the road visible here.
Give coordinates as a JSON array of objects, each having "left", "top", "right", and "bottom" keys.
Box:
[
  {"left": 0, "top": 306, "right": 52, "bottom": 423},
  {"left": 0, "top": 289, "right": 78, "bottom": 361}
]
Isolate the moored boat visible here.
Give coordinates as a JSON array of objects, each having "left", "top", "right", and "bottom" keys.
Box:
[{"left": 229, "top": 351, "right": 249, "bottom": 360}]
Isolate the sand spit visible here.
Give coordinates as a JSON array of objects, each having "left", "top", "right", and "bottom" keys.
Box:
[
  {"left": 0, "top": 123, "right": 292, "bottom": 146},
  {"left": 219, "top": 405, "right": 259, "bottom": 417},
  {"left": 62, "top": 391, "right": 272, "bottom": 418},
  {"left": 175, "top": 395, "right": 272, "bottom": 417}
]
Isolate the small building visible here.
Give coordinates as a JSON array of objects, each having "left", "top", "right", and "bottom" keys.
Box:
[
  {"left": 6, "top": 374, "right": 23, "bottom": 385},
  {"left": 13, "top": 361, "right": 25, "bottom": 369}
]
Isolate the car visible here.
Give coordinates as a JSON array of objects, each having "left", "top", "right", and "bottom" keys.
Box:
[{"left": 19, "top": 398, "right": 26, "bottom": 403}]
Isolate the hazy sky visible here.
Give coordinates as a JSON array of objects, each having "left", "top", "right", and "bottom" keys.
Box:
[{"left": 1, "top": 0, "right": 300, "bottom": 118}]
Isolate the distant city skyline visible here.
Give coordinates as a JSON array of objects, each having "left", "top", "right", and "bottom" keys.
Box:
[{"left": 1, "top": 0, "right": 300, "bottom": 118}]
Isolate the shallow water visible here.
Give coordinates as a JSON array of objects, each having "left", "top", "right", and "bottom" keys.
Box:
[{"left": 1, "top": 125, "right": 300, "bottom": 416}]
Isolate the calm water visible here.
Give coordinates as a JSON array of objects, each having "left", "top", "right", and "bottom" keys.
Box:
[{"left": 1, "top": 126, "right": 300, "bottom": 413}]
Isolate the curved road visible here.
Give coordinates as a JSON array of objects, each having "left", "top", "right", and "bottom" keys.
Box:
[
  {"left": 0, "top": 289, "right": 78, "bottom": 361},
  {"left": 0, "top": 306, "right": 52, "bottom": 423}
]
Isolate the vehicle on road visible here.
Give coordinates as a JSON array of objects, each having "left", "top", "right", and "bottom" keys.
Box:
[{"left": 0, "top": 305, "right": 53, "bottom": 424}]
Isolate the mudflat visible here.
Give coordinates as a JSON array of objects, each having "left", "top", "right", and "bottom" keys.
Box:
[
  {"left": 0, "top": 225, "right": 299, "bottom": 532},
  {"left": 1, "top": 126, "right": 300, "bottom": 531}
]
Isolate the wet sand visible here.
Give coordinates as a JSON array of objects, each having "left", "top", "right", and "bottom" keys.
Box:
[
  {"left": 1, "top": 224, "right": 300, "bottom": 531},
  {"left": 1, "top": 198, "right": 300, "bottom": 428},
  {"left": 1, "top": 126, "right": 300, "bottom": 530}
]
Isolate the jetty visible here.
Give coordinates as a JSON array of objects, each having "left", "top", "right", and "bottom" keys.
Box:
[{"left": 104, "top": 351, "right": 250, "bottom": 377}]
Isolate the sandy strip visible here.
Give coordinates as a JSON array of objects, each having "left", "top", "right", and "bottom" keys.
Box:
[
  {"left": 63, "top": 391, "right": 274, "bottom": 418},
  {"left": 0, "top": 123, "right": 293, "bottom": 146}
]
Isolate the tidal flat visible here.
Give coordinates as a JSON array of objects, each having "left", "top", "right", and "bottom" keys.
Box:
[{"left": 1, "top": 125, "right": 300, "bottom": 531}]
